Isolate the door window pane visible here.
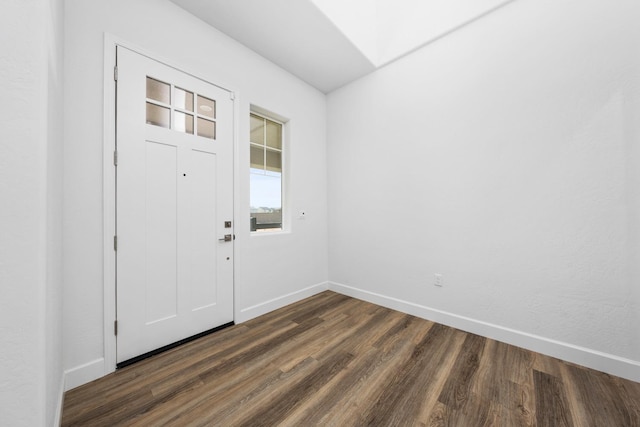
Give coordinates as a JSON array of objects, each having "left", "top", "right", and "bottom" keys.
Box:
[
  {"left": 146, "top": 102, "right": 170, "bottom": 128},
  {"left": 146, "top": 77, "right": 170, "bottom": 104},
  {"left": 175, "top": 87, "right": 194, "bottom": 112},
  {"left": 174, "top": 111, "right": 194, "bottom": 134},
  {"left": 197, "top": 95, "right": 216, "bottom": 119},
  {"left": 197, "top": 117, "right": 216, "bottom": 139}
]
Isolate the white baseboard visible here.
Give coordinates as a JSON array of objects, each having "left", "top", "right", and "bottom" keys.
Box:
[
  {"left": 237, "top": 281, "right": 329, "bottom": 323},
  {"left": 54, "top": 373, "right": 65, "bottom": 426},
  {"left": 329, "top": 281, "right": 640, "bottom": 383},
  {"left": 64, "top": 358, "right": 105, "bottom": 391}
]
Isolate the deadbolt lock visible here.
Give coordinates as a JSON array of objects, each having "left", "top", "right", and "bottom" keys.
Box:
[{"left": 224, "top": 221, "right": 232, "bottom": 228}]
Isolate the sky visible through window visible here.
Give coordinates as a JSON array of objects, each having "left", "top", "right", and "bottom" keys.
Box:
[{"left": 250, "top": 170, "right": 281, "bottom": 210}]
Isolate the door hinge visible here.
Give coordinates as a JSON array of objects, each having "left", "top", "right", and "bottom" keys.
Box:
[
  {"left": 114, "top": 65, "right": 118, "bottom": 81},
  {"left": 114, "top": 320, "right": 118, "bottom": 336},
  {"left": 113, "top": 150, "right": 118, "bottom": 166},
  {"left": 114, "top": 235, "right": 118, "bottom": 251}
]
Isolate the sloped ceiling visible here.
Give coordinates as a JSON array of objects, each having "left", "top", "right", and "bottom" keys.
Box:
[
  {"left": 170, "top": 0, "right": 376, "bottom": 93},
  {"left": 170, "top": 0, "right": 515, "bottom": 93}
]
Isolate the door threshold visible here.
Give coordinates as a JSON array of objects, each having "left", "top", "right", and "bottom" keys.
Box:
[{"left": 116, "top": 321, "right": 235, "bottom": 369}]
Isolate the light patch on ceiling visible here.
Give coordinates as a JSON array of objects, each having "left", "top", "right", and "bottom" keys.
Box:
[
  {"left": 311, "top": 0, "right": 516, "bottom": 67},
  {"left": 308, "top": 0, "right": 379, "bottom": 63}
]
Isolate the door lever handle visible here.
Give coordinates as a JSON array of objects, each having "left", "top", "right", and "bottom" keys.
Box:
[{"left": 219, "top": 234, "right": 232, "bottom": 242}]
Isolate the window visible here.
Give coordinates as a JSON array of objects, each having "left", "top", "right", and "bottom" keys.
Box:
[
  {"left": 145, "top": 76, "right": 216, "bottom": 139},
  {"left": 250, "top": 112, "right": 283, "bottom": 232}
]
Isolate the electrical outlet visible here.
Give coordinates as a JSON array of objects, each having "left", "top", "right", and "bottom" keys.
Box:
[{"left": 434, "top": 273, "right": 443, "bottom": 287}]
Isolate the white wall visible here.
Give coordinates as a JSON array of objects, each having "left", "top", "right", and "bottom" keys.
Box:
[
  {"left": 63, "top": 0, "right": 328, "bottom": 388},
  {"left": 328, "top": 0, "right": 640, "bottom": 380},
  {"left": 0, "top": 0, "right": 65, "bottom": 425}
]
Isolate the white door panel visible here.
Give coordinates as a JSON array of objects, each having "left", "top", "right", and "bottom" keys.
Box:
[
  {"left": 145, "top": 140, "right": 178, "bottom": 324},
  {"left": 185, "top": 150, "right": 218, "bottom": 311},
  {"left": 116, "top": 47, "right": 234, "bottom": 363}
]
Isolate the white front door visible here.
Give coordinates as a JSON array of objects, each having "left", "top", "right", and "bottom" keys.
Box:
[{"left": 116, "top": 47, "right": 234, "bottom": 364}]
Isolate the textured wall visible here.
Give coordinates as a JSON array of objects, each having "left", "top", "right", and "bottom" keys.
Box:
[
  {"left": 328, "top": 0, "right": 640, "bottom": 371},
  {"left": 0, "top": 2, "right": 45, "bottom": 425},
  {"left": 0, "top": 0, "right": 65, "bottom": 425}
]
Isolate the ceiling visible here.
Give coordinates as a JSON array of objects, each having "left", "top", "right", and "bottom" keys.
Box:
[{"left": 170, "top": 0, "right": 515, "bottom": 93}]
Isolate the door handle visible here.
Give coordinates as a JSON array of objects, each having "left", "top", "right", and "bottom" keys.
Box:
[{"left": 219, "top": 234, "right": 232, "bottom": 242}]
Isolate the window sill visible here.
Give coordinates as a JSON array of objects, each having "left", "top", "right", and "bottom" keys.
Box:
[{"left": 250, "top": 229, "right": 290, "bottom": 237}]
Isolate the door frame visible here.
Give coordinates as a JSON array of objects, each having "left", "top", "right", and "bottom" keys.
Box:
[{"left": 102, "top": 34, "right": 239, "bottom": 374}]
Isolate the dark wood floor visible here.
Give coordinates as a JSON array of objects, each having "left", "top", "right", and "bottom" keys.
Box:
[{"left": 62, "top": 291, "right": 640, "bottom": 426}]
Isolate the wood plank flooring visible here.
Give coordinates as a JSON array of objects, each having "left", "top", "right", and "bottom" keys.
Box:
[{"left": 62, "top": 291, "right": 640, "bottom": 426}]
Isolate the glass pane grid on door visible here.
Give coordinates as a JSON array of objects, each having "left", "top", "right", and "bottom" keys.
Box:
[{"left": 145, "top": 76, "right": 217, "bottom": 140}]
